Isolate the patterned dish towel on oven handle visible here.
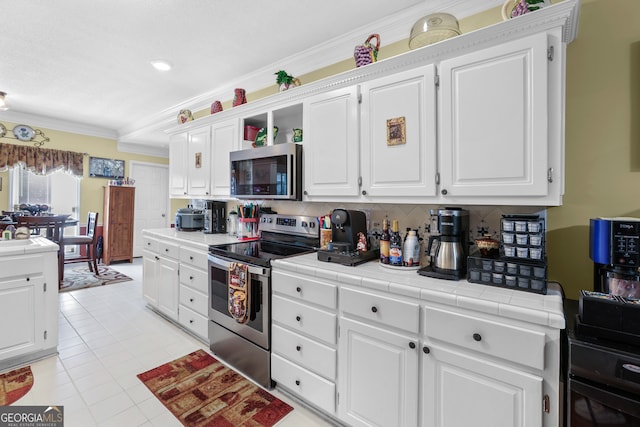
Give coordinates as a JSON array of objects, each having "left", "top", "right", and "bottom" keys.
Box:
[{"left": 228, "top": 262, "right": 250, "bottom": 324}]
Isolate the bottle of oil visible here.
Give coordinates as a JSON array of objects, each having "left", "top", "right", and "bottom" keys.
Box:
[
  {"left": 379, "top": 219, "right": 390, "bottom": 264},
  {"left": 389, "top": 220, "right": 403, "bottom": 266}
]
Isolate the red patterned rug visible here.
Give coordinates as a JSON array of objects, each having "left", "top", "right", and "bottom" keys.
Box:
[
  {"left": 60, "top": 265, "right": 132, "bottom": 292},
  {"left": 0, "top": 366, "right": 34, "bottom": 405},
  {"left": 137, "top": 350, "right": 293, "bottom": 427}
]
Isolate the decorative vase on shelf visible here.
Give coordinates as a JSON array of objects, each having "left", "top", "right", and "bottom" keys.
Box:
[
  {"left": 210, "top": 100, "right": 223, "bottom": 114},
  {"left": 177, "top": 109, "right": 194, "bottom": 124},
  {"left": 501, "top": 0, "right": 551, "bottom": 20},
  {"left": 232, "top": 88, "right": 246, "bottom": 107}
]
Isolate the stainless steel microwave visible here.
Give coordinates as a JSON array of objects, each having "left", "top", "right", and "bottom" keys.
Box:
[{"left": 230, "top": 143, "right": 302, "bottom": 200}]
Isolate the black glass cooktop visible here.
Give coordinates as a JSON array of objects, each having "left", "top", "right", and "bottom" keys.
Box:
[{"left": 209, "top": 240, "right": 314, "bottom": 268}]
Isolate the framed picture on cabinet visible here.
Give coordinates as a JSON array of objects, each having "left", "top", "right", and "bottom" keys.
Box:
[
  {"left": 89, "top": 157, "right": 125, "bottom": 178},
  {"left": 387, "top": 116, "right": 406, "bottom": 146}
]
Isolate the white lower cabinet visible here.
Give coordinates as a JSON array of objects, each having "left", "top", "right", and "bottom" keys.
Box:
[
  {"left": 141, "top": 236, "right": 180, "bottom": 322},
  {"left": 422, "top": 343, "right": 543, "bottom": 427},
  {"left": 177, "top": 246, "right": 210, "bottom": 339},
  {"left": 338, "top": 317, "right": 419, "bottom": 427},
  {"left": 0, "top": 242, "right": 58, "bottom": 369},
  {"left": 271, "top": 270, "right": 338, "bottom": 415}
]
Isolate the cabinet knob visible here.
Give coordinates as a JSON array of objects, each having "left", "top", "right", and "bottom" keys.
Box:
[
  {"left": 441, "top": 189, "right": 448, "bottom": 195},
  {"left": 189, "top": 298, "right": 194, "bottom": 302},
  {"left": 303, "top": 190, "right": 308, "bottom": 195},
  {"left": 189, "top": 319, "right": 194, "bottom": 324},
  {"left": 296, "top": 345, "right": 301, "bottom": 352},
  {"left": 371, "top": 306, "right": 378, "bottom": 313},
  {"left": 295, "top": 380, "right": 300, "bottom": 386},
  {"left": 362, "top": 190, "right": 367, "bottom": 195},
  {"left": 147, "top": 242, "right": 151, "bottom": 246},
  {"left": 155, "top": 256, "right": 160, "bottom": 260},
  {"left": 473, "top": 333, "right": 482, "bottom": 342},
  {"left": 296, "top": 316, "right": 301, "bottom": 322},
  {"left": 409, "top": 342, "right": 416, "bottom": 349},
  {"left": 190, "top": 256, "right": 193, "bottom": 260},
  {"left": 423, "top": 346, "right": 430, "bottom": 354},
  {"left": 296, "top": 286, "right": 302, "bottom": 293},
  {"left": 165, "top": 248, "right": 169, "bottom": 252},
  {"left": 184, "top": 192, "right": 187, "bottom": 195},
  {"left": 26, "top": 277, "right": 30, "bottom": 282},
  {"left": 190, "top": 276, "right": 194, "bottom": 280}
]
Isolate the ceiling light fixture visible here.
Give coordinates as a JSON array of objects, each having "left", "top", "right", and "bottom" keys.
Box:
[
  {"left": 150, "top": 60, "right": 172, "bottom": 71},
  {"left": 0, "top": 91, "right": 8, "bottom": 111}
]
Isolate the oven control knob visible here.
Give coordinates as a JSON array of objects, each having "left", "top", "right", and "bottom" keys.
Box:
[
  {"left": 301, "top": 221, "right": 308, "bottom": 227},
  {"left": 309, "top": 222, "right": 316, "bottom": 229}
]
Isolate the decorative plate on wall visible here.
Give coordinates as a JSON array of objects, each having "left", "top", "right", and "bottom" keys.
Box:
[{"left": 13, "top": 124, "right": 35, "bottom": 141}]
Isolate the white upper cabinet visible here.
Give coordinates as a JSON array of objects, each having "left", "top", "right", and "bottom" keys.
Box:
[
  {"left": 303, "top": 86, "right": 360, "bottom": 198},
  {"left": 439, "top": 32, "right": 557, "bottom": 204},
  {"left": 210, "top": 119, "right": 239, "bottom": 197},
  {"left": 186, "top": 127, "right": 211, "bottom": 197},
  {"left": 169, "top": 132, "right": 188, "bottom": 197},
  {"left": 361, "top": 65, "right": 437, "bottom": 199}
]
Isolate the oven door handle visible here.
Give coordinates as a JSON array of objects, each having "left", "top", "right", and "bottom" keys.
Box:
[{"left": 208, "top": 255, "right": 269, "bottom": 276}]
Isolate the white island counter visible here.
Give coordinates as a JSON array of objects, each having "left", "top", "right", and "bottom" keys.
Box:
[{"left": 0, "top": 237, "right": 59, "bottom": 370}]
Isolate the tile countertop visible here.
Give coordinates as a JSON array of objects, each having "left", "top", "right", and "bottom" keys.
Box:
[
  {"left": 142, "top": 228, "right": 238, "bottom": 251},
  {"left": 0, "top": 236, "right": 59, "bottom": 256},
  {"left": 273, "top": 252, "right": 566, "bottom": 330}
]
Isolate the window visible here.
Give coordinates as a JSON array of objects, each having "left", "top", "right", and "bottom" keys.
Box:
[{"left": 9, "top": 164, "right": 81, "bottom": 247}]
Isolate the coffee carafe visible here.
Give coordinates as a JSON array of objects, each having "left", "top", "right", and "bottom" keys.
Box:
[{"left": 419, "top": 207, "right": 469, "bottom": 280}]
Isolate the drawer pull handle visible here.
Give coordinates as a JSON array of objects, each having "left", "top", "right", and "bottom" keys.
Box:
[
  {"left": 155, "top": 256, "right": 160, "bottom": 260},
  {"left": 296, "top": 345, "right": 301, "bottom": 352},
  {"left": 296, "top": 316, "right": 301, "bottom": 322},
  {"left": 409, "top": 342, "right": 416, "bottom": 349},
  {"left": 473, "top": 333, "right": 482, "bottom": 342},
  {"left": 423, "top": 346, "right": 430, "bottom": 354},
  {"left": 295, "top": 380, "right": 300, "bottom": 386},
  {"left": 296, "top": 286, "right": 302, "bottom": 292},
  {"left": 371, "top": 306, "right": 378, "bottom": 313},
  {"left": 189, "top": 298, "right": 194, "bottom": 302}
]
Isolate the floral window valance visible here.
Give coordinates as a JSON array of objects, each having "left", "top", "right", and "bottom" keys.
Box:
[{"left": 0, "top": 143, "right": 84, "bottom": 176}]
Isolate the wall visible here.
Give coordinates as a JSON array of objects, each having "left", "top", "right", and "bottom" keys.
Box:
[{"left": 0, "top": 121, "right": 170, "bottom": 223}]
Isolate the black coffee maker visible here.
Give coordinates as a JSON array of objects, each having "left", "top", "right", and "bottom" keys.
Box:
[
  {"left": 317, "top": 208, "right": 379, "bottom": 266},
  {"left": 204, "top": 201, "right": 226, "bottom": 234},
  {"left": 419, "top": 207, "right": 469, "bottom": 280}
]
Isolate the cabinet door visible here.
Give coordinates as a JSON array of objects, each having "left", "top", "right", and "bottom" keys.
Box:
[
  {"left": 187, "top": 127, "right": 211, "bottom": 196},
  {"left": 439, "top": 32, "right": 549, "bottom": 198},
  {"left": 303, "top": 86, "right": 360, "bottom": 198},
  {"left": 422, "top": 343, "right": 543, "bottom": 427},
  {"left": 0, "top": 276, "right": 45, "bottom": 361},
  {"left": 211, "top": 119, "right": 239, "bottom": 197},
  {"left": 169, "top": 132, "right": 188, "bottom": 197},
  {"left": 157, "top": 256, "right": 179, "bottom": 320},
  {"left": 360, "top": 65, "right": 437, "bottom": 198},
  {"left": 338, "top": 317, "right": 419, "bottom": 427},
  {"left": 142, "top": 251, "right": 158, "bottom": 306}
]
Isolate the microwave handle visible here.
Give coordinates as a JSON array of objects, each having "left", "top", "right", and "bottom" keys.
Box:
[{"left": 208, "top": 254, "right": 268, "bottom": 276}]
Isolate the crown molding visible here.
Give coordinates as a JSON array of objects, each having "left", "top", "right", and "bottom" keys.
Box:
[
  {"left": 117, "top": 141, "right": 169, "bottom": 158},
  {"left": 0, "top": 110, "right": 117, "bottom": 140}
]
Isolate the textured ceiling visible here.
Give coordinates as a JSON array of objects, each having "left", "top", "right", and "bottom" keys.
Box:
[{"left": 0, "top": 0, "right": 503, "bottom": 155}]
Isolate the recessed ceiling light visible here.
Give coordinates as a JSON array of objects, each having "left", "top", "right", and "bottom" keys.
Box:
[{"left": 150, "top": 60, "right": 172, "bottom": 71}]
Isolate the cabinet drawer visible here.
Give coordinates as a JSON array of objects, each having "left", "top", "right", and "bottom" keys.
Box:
[
  {"left": 272, "top": 353, "right": 336, "bottom": 415},
  {"left": 142, "top": 237, "right": 158, "bottom": 253},
  {"left": 341, "top": 287, "right": 420, "bottom": 334},
  {"left": 180, "top": 246, "right": 208, "bottom": 270},
  {"left": 0, "top": 255, "right": 44, "bottom": 280},
  {"left": 424, "top": 306, "right": 546, "bottom": 370},
  {"left": 158, "top": 240, "right": 180, "bottom": 259},
  {"left": 180, "top": 264, "right": 208, "bottom": 294},
  {"left": 178, "top": 305, "right": 208, "bottom": 340},
  {"left": 272, "top": 325, "right": 336, "bottom": 381},
  {"left": 179, "top": 285, "right": 208, "bottom": 316},
  {"left": 273, "top": 271, "right": 337, "bottom": 309},
  {"left": 272, "top": 295, "right": 337, "bottom": 344}
]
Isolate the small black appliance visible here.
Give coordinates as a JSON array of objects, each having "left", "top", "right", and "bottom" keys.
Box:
[
  {"left": 204, "top": 200, "right": 227, "bottom": 234},
  {"left": 317, "top": 208, "right": 379, "bottom": 266}
]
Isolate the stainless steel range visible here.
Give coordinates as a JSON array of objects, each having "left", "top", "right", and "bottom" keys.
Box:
[{"left": 208, "top": 214, "right": 319, "bottom": 389}]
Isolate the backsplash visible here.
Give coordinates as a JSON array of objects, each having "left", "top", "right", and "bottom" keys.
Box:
[{"left": 193, "top": 199, "right": 545, "bottom": 266}]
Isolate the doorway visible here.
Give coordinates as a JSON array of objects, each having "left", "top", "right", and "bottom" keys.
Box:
[{"left": 130, "top": 161, "right": 169, "bottom": 257}]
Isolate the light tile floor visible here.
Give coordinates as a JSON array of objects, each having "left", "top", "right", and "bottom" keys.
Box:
[{"left": 12, "top": 259, "right": 335, "bottom": 427}]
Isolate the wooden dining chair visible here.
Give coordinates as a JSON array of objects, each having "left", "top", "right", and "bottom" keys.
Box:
[
  {"left": 61, "top": 212, "right": 99, "bottom": 275},
  {"left": 16, "top": 214, "right": 70, "bottom": 284}
]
